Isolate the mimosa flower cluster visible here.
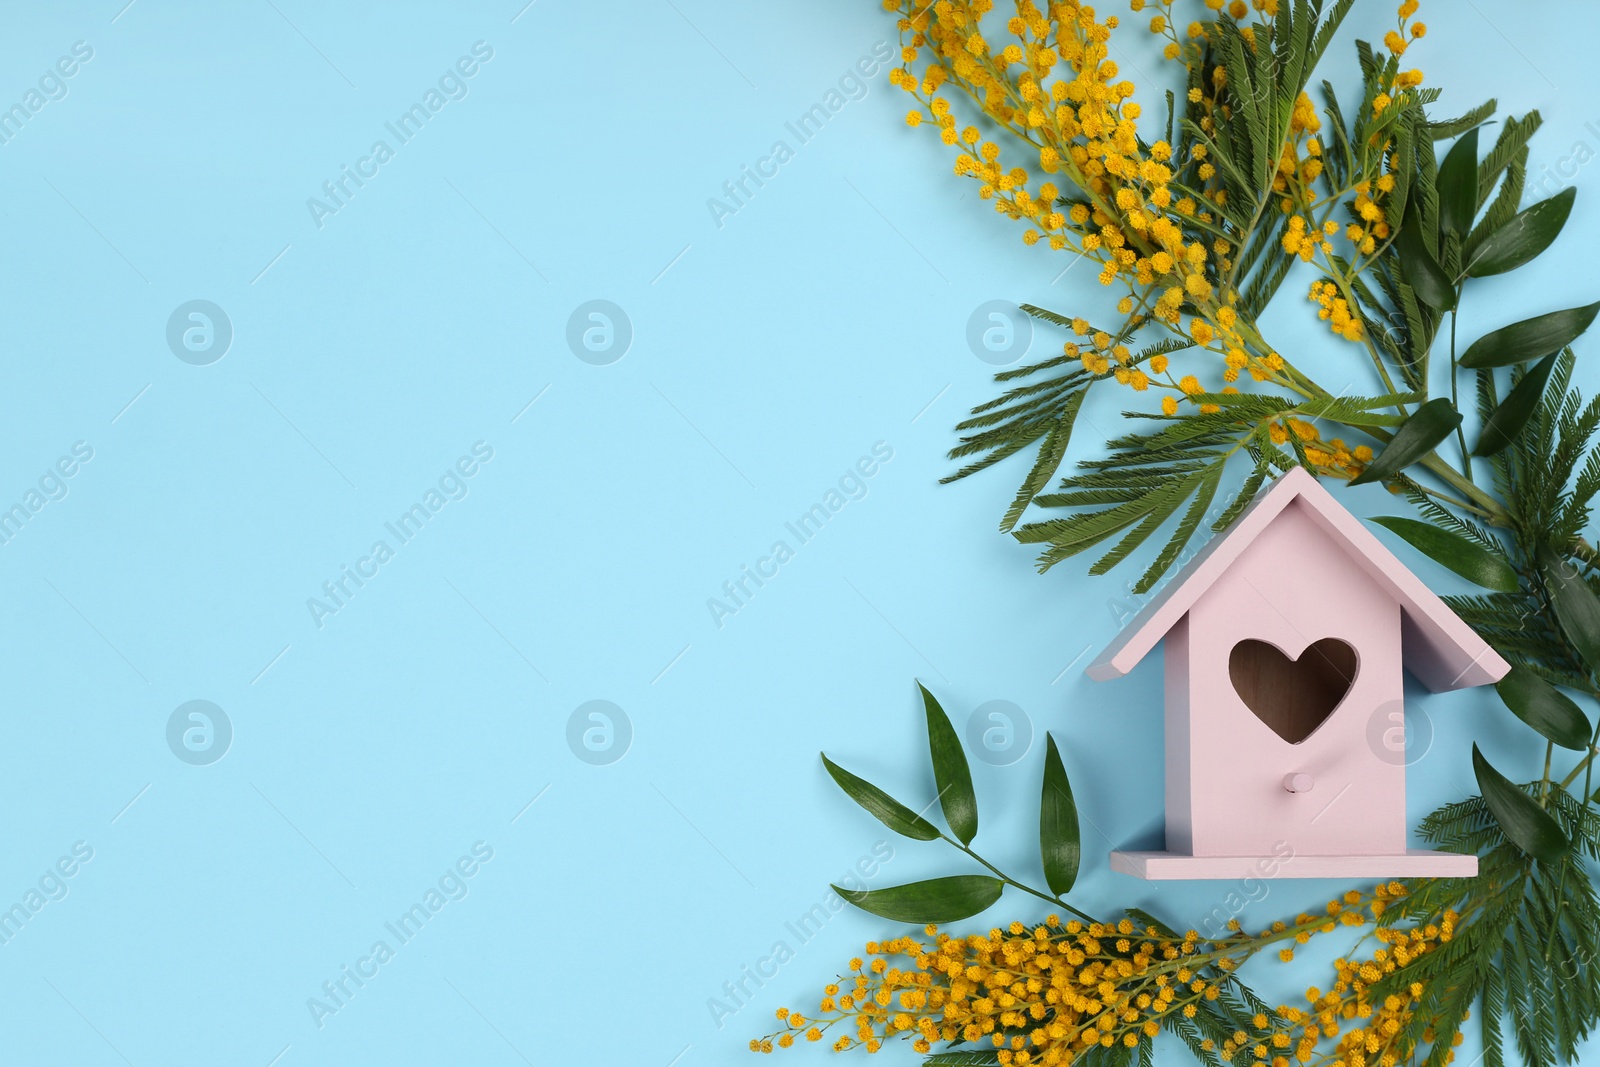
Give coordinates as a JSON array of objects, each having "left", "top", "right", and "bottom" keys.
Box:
[
  {"left": 753, "top": 883, "right": 1455, "bottom": 1066},
  {"left": 881, "top": 0, "right": 1426, "bottom": 481},
  {"left": 1279, "top": 892, "right": 1464, "bottom": 1067}
]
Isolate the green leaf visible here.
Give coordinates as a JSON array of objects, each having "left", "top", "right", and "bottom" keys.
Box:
[
  {"left": 1540, "top": 548, "right": 1600, "bottom": 675},
  {"left": 1495, "top": 666, "right": 1591, "bottom": 751},
  {"left": 1134, "top": 464, "right": 1221, "bottom": 593},
  {"left": 998, "top": 397, "right": 1080, "bottom": 534},
  {"left": 1348, "top": 397, "right": 1462, "bottom": 486},
  {"left": 1465, "top": 186, "right": 1576, "bottom": 278},
  {"left": 1476, "top": 110, "right": 1542, "bottom": 206},
  {"left": 1437, "top": 127, "right": 1480, "bottom": 239},
  {"left": 1368, "top": 516, "right": 1518, "bottom": 592},
  {"left": 1474, "top": 352, "right": 1558, "bottom": 456},
  {"left": 921, "top": 1053, "right": 1003, "bottom": 1065},
  {"left": 1428, "top": 98, "right": 1495, "bottom": 141},
  {"left": 920, "top": 682, "right": 978, "bottom": 846},
  {"left": 1397, "top": 204, "right": 1456, "bottom": 311},
  {"left": 1039, "top": 734, "right": 1081, "bottom": 897},
  {"left": 821, "top": 754, "right": 941, "bottom": 841},
  {"left": 1460, "top": 302, "right": 1600, "bottom": 369},
  {"left": 1471, "top": 744, "right": 1570, "bottom": 862},
  {"left": 832, "top": 874, "right": 1004, "bottom": 923}
]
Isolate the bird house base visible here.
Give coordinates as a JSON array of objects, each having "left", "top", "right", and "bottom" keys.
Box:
[{"left": 1109, "top": 849, "right": 1478, "bottom": 880}]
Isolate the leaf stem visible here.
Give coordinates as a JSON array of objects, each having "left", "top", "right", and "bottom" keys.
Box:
[
  {"left": 937, "top": 833, "right": 1097, "bottom": 925},
  {"left": 1540, "top": 740, "right": 1554, "bottom": 807},
  {"left": 1449, "top": 307, "right": 1474, "bottom": 479},
  {"left": 1557, "top": 747, "right": 1600, "bottom": 792},
  {"left": 1416, "top": 451, "right": 1508, "bottom": 523},
  {"left": 1409, "top": 481, "right": 1494, "bottom": 519},
  {"left": 1540, "top": 683, "right": 1589, "bottom": 960},
  {"left": 1323, "top": 259, "right": 1404, "bottom": 405}
]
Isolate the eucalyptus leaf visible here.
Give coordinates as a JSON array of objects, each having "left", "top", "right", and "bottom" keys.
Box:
[
  {"left": 1397, "top": 203, "right": 1456, "bottom": 311},
  {"left": 920, "top": 682, "right": 978, "bottom": 846},
  {"left": 1368, "top": 516, "right": 1518, "bottom": 592},
  {"left": 1348, "top": 397, "right": 1461, "bottom": 486},
  {"left": 1039, "top": 733, "right": 1081, "bottom": 897},
  {"left": 1460, "top": 302, "right": 1600, "bottom": 369},
  {"left": 1540, "top": 548, "right": 1600, "bottom": 676},
  {"left": 1495, "top": 666, "right": 1591, "bottom": 751},
  {"left": 832, "top": 874, "right": 1004, "bottom": 923},
  {"left": 821, "top": 754, "right": 941, "bottom": 841},
  {"left": 1465, "top": 186, "right": 1576, "bottom": 278},
  {"left": 1472, "top": 744, "right": 1570, "bottom": 863},
  {"left": 1474, "top": 353, "right": 1558, "bottom": 456},
  {"left": 1437, "top": 127, "right": 1480, "bottom": 239}
]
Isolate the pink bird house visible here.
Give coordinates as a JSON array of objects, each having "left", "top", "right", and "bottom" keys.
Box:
[{"left": 1085, "top": 466, "right": 1508, "bottom": 880}]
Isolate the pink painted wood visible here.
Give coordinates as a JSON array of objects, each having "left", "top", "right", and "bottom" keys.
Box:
[
  {"left": 1086, "top": 468, "right": 1508, "bottom": 881},
  {"left": 1110, "top": 849, "right": 1479, "bottom": 880},
  {"left": 1088, "top": 467, "right": 1507, "bottom": 691}
]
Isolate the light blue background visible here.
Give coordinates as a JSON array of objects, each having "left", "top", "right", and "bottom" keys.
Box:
[{"left": 0, "top": 1, "right": 1595, "bottom": 1063}]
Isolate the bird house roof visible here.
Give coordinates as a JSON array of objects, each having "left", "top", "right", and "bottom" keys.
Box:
[{"left": 1085, "top": 466, "right": 1509, "bottom": 692}]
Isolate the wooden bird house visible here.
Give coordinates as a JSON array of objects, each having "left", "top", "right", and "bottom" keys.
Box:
[{"left": 1085, "top": 467, "right": 1508, "bottom": 880}]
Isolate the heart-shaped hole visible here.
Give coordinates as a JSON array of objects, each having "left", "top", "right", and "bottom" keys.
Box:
[{"left": 1228, "top": 637, "right": 1358, "bottom": 744}]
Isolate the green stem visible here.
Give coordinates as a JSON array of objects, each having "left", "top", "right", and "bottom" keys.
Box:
[
  {"left": 1558, "top": 704, "right": 1600, "bottom": 795},
  {"left": 939, "top": 833, "right": 1097, "bottom": 925},
  {"left": 1540, "top": 740, "right": 1554, "bottom": 807},
  {"left": 1346, "top": 422, "right": 1506, "bottom": 522},
  {"left": 1550, "top": 720, "right": 1600, "bottom": 958},
  {"left": 1545, "top": 853, "right": 1572, "bottom": 961},
  {"left": 1283, "top": 353, "right": 1504, "bottom": 521},
  {"left": 1410, "top": 482, "right": 1493, "bottom": 519},
  {"left": 1417, "top": 452, "right": 1509, "bottom": 524},
  {"left": 1449, "top": 307, "right": 1474, "bottom": 480},
  {"left": 1582, "top": 721, "right": 1599, "bottom": 813},
  {"left": 1323, "top": 264, "right": 1404, "bottom": 404},
  {"left": 1557, "top": 747, "right": 1600, "bottom": 792}
]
